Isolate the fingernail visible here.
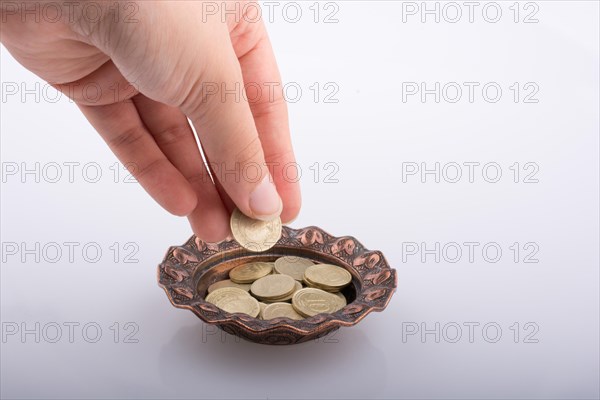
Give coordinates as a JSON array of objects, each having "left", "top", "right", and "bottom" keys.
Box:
[{"left": 249, "top": 175, "right": 282, "bottom": 221}]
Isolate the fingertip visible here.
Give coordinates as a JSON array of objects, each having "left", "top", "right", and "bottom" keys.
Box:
[
  {"left": 192, "top": 223, "right": 231, "bottom": 244},
  {"left": 281, "top": 198, "right": 301, "bottom": 225},
  {"left": 188, "top": 207, "right": 231, "bottom": 243},
  {"left": 277, "top": 179, "right": 302, "bottom": 225}
]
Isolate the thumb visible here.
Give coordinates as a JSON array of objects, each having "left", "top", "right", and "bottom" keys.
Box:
[{"left": 181, "top": 27, "right": 283, "bottom": 221}]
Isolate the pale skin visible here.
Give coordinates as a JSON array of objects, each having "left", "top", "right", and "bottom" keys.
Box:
[{"left": 0, "top": 1, "right": 301, "bottom": 242}]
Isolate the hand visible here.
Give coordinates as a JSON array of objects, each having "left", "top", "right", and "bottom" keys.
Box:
[{"left": 0, "top": 1, "right": 301, "bottom": 241}]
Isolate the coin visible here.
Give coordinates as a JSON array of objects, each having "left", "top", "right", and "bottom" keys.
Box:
[
  {"left": 333, "top": 291, "right": 347, "bottom": 306},
  {"left": 302, "top": 276, "right": 318, "bottom": 288},
  {"left": 251, "top": 274, "right": 296, "bottom": 300},
  {"left": 205, "top": 287, "right": 248, "bottom": 303},
  {"left": 207, "top": 279, "right": 251, "bottom": 293},
  {"left": 303, "top": 275, "right": 341, "bottom": 292},
  {"left": 292, "top": 288, "right": 346, "bottom": 317},
  {"left": 207, "top": 260, "right": 350, "bottom": 320},
  {"left": 205, "top": 287, "right": 260, "bottom": 318},
  {"left": 230, "top": 208, "right": 282, "bottom": 252},
  {"left": 304, "top": 264, "right": 352, "bottom": 291},
  {"left": 262, "top": 302, "right": 304, "bottom": 320},
  {"left": 262, "top": 281, "right": 302, "bottom": 303},
  {"left": 229, "top": 262, "right": 273, "bottom": 284},
  {"left": 258, "top": 302, "right": 268, "bottom": 319},
  {"left": 274, "top": 256, "right": 314, "bottom": 281},
  {"left": 303, "top": 274, "right": 345, "bottom": 292}
]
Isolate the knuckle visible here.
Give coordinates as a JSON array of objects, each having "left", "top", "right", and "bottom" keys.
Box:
[
  {"left": 132, "top": 158, "right": 166, "bottom": 182},
  {"left": 251, "top": 91, "right": 287, "bottom": 114},
  {"left": 152, "top": 125, "right": 191, "bottom": 147},
  {"left": 182, "top": 77, "right": 222, "bottom": 121},
  {"left": 264, "top": 149, "right": 294, "bottom": 165},
  {"left": 233, "top": 136, "right": 263, "bottom": 170},
  {"left": 107, "top": 126, "right": 145, "bottom": 149}
]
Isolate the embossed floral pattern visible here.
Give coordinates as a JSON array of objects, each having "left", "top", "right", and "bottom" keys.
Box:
[{"left": 158, "top": 226, "right": 397, "bottom": 345}]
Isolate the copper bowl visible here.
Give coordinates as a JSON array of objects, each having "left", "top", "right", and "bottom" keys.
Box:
[{"left": 157, "top": 226, "right": 397, "bottom": 345}]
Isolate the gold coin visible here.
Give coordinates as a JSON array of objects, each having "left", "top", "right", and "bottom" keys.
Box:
[
  {"left": 302, "top": 275, "right": 340, "bottom": 292},
  {"left": 250, "top": 274, "right": 296, "bottom": 300},
  {"left": 304, "top": 264, "right": 352, "bottom": 291},
  {"left": 229, "top": 262, "right": 273, "bottom": 284},
  {"left": 205, "top": 287, "right": 248, "bottom": 303},
  {"left": 258, "top": 302, "right": 268, "bottom": 319},
  {"left": 262, "top": 302, "right": 304, "bottom": 320},
  {"left": 333, "top": 291, "right": 345, "bottom": 300},
  {"left": 230, "top": 208, "right": 282, "bottom": 252},
  {"left": 292, "top": 288, "right": 346, "bottom": 317},
  {"left": 302, "top": 275, "right": 319, "bottom": 288},
  {"left": 262, "top": 281, "right": 302, "bottom": 303},
  {"left": 302, "top": 275, "right": 342, "bottom": 293},
  {"left": 333, "top": 291, "right": 347, "bottom": 307},
  {"left": 207, "top": 279, "right": 251, "bottom": 293},
  {"left": 274, "top": 256, "right": 314, "bottom": 281},
  {"left": 205, "top": 287, "right": 260, "bottom": 318}
]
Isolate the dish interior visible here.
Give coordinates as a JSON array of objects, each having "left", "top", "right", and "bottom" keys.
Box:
[{"left": 195, "top": 246, "right": 358, "bottom": 306}]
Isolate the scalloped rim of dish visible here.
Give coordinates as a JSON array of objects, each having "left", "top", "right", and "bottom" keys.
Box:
[{"left": 157, "top": 225, "right": 397, "bottom": 336}]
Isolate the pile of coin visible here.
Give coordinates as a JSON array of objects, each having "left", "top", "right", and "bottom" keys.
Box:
[
  {"left": 205, "top": 209, "right": 352, "bottom": 320},
  {"left": 206, "top": 256, "right": 351, "bottom": 320}
]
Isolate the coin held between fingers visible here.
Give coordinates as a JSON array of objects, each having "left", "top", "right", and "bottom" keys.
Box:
[{"left": 230, "top": 208, "right": 282, "bottom": 252}]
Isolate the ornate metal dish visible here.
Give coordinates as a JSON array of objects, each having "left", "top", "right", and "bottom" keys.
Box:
[{"left": 158, "top": 226, "right": 397, "bottom": 345}]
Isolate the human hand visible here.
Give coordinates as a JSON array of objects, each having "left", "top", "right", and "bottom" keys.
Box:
[{"left": 0, "top": 1, "right": 301, "bottom": 241}]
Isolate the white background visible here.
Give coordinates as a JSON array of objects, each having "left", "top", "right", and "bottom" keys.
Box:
[{"left": 1, "top": 1, "right": 599, "bottom": 399}]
